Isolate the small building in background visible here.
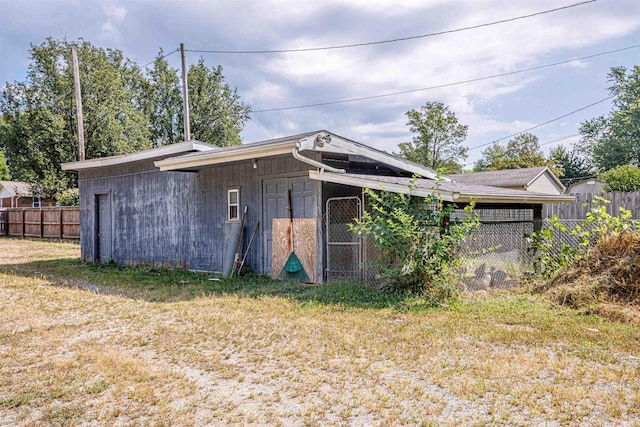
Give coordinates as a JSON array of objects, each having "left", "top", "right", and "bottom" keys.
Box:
[
  {"left": 448, "top": 166, "right": 566, "bottom": 196},
  {"left": 566, "top": 178, "right": 605, "bottom": 194},
  {"left": 0, "top": 180, "right": 54, "bottom": 208}
]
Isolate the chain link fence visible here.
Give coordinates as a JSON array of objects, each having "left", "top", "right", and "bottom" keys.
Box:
[
  {"left": 326, "top": 196, "right": 539, "bottom": 290},
  {"left": 326, "top": 197, "right": 362, "bottom": 282}
]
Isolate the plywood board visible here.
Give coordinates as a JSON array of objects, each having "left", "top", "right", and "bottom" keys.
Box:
[{"left": 272, "top": 218, "right": 317, "bottom": 283}]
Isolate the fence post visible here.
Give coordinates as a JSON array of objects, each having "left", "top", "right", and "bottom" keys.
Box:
[
  {"left": 40, "top": 208, "right": 44, "bottom": 238},
  {"left": 533, "top": 205, "right": 543, "bottom": 233},
  {"left": 22, "top": 209, "right": 25, "bottom": 238},
  {"left": 60, "top": 209, "right": 64, "bottom": 239}
]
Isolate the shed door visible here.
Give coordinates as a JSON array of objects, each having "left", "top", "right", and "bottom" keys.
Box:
[
  {"left": 263, "top": 179, "right": 288, "bottom": 276},
  {"left": 96, "top": 193, "right": 112, "bottom": 263},
  {"left": 262, "top": 177, "right": 318, "bottom": 276}
]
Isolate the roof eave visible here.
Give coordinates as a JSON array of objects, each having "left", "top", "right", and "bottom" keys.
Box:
[
  {"left": 154, "top": 140, "right": 298, "bottom": 171},
  {"left": 61, "top": 140, "right": 216, "bottom": 171},
  {"left": 309, "top": 171, "right": 575, "bottom": 204}
]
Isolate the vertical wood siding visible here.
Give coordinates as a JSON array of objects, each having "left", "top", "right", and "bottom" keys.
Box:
[{"left": 78, "top": 154, "right": 319, "bottom": 274}]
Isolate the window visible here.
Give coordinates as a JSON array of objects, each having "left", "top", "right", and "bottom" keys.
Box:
[
  {"left": 228, "top": 189, "right": 239, "bottom": 221},
  {"left": 32, "top": 198, "right": 40, "bottom": 208}
]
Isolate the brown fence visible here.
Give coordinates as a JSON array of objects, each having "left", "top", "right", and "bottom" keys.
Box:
[
  {"left": 544, "top": 192, "right": 640, "bottom": 220},
  {"left": 0, "top": 207, "right": 80, "bottom": 239}
]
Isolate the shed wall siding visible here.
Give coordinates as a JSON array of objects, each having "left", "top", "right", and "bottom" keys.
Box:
[{"left": 78, "top": 154, "right": 319, "bottom": 274}]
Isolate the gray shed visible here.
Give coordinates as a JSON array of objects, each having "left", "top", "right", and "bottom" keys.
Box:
[{"left": 62, "top": 130, "right": 572, "bottom": 283}]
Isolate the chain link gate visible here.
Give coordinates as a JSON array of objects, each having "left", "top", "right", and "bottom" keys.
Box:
[{"left": 326, "top": 196, "right": 362, "bottom": 282}]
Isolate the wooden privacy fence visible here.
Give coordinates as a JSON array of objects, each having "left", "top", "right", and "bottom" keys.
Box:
[
  {"left": 544, "top": 192, "right": 640, "bottom": 220},
  {"left": 0, "top": 207, "right": 80, "bottom": 239}
]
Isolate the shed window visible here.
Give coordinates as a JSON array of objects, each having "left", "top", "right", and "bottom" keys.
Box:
[
  {"left": 32, "top": 198, "right": 40, "bottom": 208},
  {"left": 228, "top": 189, "right": 240, "bottom": 221}
]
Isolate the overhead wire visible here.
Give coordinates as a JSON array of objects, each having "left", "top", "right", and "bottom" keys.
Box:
[
  {"left": 139, "top": 48, "right": 179, "bottom": 69},
  {"left": 466, "top": 96, "right": 612, "bottom": 153},
  {"left": 186, "top": 0, "right": 597, "bottom": 54},
  {"left": 251, "top": 44, "right": 638, "bottom": 113}
]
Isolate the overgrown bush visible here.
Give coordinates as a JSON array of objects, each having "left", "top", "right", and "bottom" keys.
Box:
[
  {"left": 351, "top": 181, "right": 478, "bottom": 302},
  {"left": 602, "top": 164, "right": 640, "bottom": 192},
  {"left": 56, "top": 188, "right": 79, "bottom": 206},
  {"left": 529, "top": 197, "right": 639, "bottom": 279}
]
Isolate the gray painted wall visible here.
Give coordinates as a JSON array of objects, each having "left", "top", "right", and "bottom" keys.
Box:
[{"left": 78, "top": 153, "right": 321, "bottom": 276}]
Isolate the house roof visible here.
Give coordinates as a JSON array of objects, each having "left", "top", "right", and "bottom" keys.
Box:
[
  {"left": 0, "top": 180, "right": 33, "bottom": 197},
  {"left": 154, "top": 130, "right": 441, "bottom": 180},
  {"left": 310, "top": 171, "right": 574, "bottom": 204},
  {"left": 448, "top": 166, "right": 565, "bottom": 191},
  {"left": 61, "top": 140, "right": 217, "bottom": 171}
]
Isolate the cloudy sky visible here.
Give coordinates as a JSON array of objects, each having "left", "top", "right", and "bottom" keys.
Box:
[{"left": 1, "top": 0, "right": 639, "bottom": 167}]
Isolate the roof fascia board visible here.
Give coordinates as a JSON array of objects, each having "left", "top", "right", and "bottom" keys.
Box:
[
  {"left": 298, "top": 132, "right": 443, "bottom": 181},
  {"left": 308, "top": 170, "right": 457, "bottom": 202},
  {"left": 155, "top": 141, "right": 297, "bottom": 171},
  {"left": 310, "top": 171, "right": 574, "bottom": 204},
  {"left": 62, "top": 141, "right": 215, "bottom": 171}
]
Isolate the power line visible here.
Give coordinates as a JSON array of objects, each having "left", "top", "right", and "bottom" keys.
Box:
[
  {"left": 466, "top": 96, "right": 612, "bottom": 153},
  {"left": 251, "top": 44, "right": 637, "bottom": 113},
  {"left": 187, "top": 1, "right": 597, "bottom": 54},
  {"left": 139, "top": 48, "right": 179, "bottom": 69},
  {"left": 463, "top": 134, "right": 580, "bottom": 167}
]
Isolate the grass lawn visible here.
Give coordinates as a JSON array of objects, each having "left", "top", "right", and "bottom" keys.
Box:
[{"left": 1, "top": 238, "right": 639, "bottom": 426}]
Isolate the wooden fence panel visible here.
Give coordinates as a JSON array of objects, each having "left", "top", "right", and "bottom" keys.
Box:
[
  {"left": 43, "top": 208, "right": 62, "bottom": 238},
  {"left": 8, "top": 210, "right": 24, "bottom": 237},
  {"left": 544, "top": 192, "right": 640, "bottom": 220},
  {"left": 24, "top": 209, "right": 42, "bottom": 237},
  {"left": 0, "top": 210, "right": 7, "bottom": 236},
  {"left": 0, "top": 207, "right": 80, "bottom": 240},
  {"left": 61, "top": 208, "right": 80, "bottom": 239}
]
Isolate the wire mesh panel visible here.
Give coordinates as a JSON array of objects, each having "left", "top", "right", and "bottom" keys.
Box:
[
  {"left": 454, "top": 208, "right": 535, "bottom": 290},
  {"left": 326, "top": 197, "right": 362, "bottom": 282}
]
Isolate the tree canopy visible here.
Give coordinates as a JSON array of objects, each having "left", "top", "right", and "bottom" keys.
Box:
[
  {"left": 0, "top": 149, "right": 9, "bottom": 180},
  {"left": 0, "top": 38, "right": 251, "bottom": 197},
  {"left": 549, "top": 145, "right": 593, "bottom": 186},
  {"left": 395, "top": 102, "right": 468, "bottom": 173},
  {"left": 473, "top": 132, "right": 559, "bottom": 175},
  {"left": 579, "top": 66, "right": 640, "bottom": 171}
]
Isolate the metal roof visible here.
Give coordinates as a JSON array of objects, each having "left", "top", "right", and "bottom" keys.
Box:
[
  {"left": 61, "top": 140, "right": 218, "bottom": 171},
  {"left": 310, "top": 172, "right": 574, "bottom": 204}
]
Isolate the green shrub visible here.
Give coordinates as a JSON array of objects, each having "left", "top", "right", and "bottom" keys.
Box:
[
  {"left": 56, "top": 188, "right": 79, "bottom": 206},
  {"left": 528, "top": 197, "right": 639, "bottom": 279},
  {"left": 351, "top": 180, "right": 478, "bottom": 302},
  {"left": 602, "top": 165, "right": 640, "bottom": 192}
]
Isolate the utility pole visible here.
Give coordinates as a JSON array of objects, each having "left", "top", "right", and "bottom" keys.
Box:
[
  {"left": 180, "top": 43, "right": 191, "bottom": 141},
  {"left": 71, "top": 45, "right": 85, "bottom": 161}
]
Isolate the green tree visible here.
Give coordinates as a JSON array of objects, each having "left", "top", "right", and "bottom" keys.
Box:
[
  {"left": 187, "top": 59, "right": 251, "bottom": 147},
  {"left": 395, "top": 102, "right": 468, "bottom": 173},
  {"left": 549, "top": 146, "right": 593, "bottom": 186},
  {"left": 0, "top": 149, "right": 9, "bottom": 180},
  {"left": 0, "top": 38, "right": 151, "bottom": 197},
  {"left": 601, "top": 165, "right": 640, "bottom": 192},
  {"left": 579, "top": 66, "right": 640, "bottom": 171},
  {"left": 140, "top": 51, "right": 183, "bottom": 147},
  {"left": 474, "top": 133, "right": 560, "bottom": 175}
]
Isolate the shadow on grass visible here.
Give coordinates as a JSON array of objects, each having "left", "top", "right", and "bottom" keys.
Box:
[{"left": 0, "top": 258, "right": 430, "bottom": 311}]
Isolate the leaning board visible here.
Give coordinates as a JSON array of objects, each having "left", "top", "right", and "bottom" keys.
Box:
[{"left": 272, "top": 218, "right": 317, "bottom": 283}]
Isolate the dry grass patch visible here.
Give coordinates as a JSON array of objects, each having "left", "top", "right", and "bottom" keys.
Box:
[
  {"left": 538, "top": 231, "right": 640, "bottom": 323},
  {"left": 1, "top": 238, "right": 640, "bottom": 426}
]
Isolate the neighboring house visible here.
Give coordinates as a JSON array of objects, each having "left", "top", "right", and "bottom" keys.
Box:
[
  {"left": 448, "top": 166, "right": 566, "bottom": 195},
  {"left": 0, "top": 180, "right": 54, "bottom": 208},
  {"left": 566, "top": 178, "right": 605, "bottom": 194},
  {"left": 62, "top": 131, "right": 572, "bottom": 282}
]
